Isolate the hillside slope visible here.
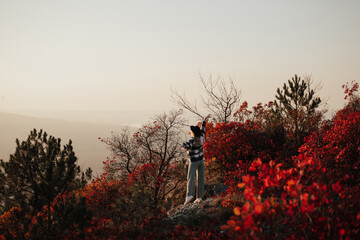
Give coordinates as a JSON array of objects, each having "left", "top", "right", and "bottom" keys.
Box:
[{"left": 0, "top": 112, "right": 132, "bottom": 175}]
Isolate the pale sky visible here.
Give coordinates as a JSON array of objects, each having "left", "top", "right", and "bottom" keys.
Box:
[{"left": 1, "top": 0, "right": 359, "bottom": 119}]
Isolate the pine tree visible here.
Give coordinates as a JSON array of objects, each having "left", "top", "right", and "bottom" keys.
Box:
[
  {"left": 273, "top": 74, "right": 322, "bottom": 150},
  {"left": 0, "top": 129, "right": 92, "bottom": 214}
]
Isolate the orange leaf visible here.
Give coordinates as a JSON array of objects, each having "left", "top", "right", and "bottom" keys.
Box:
[
  {"left": 233, "top": 207, "right": 241, "bottom": 216},
  {"left": 254, "top": 204, "right": 262, "bottom": 215},
  {"left": 287, "top": 179, "right": 296, "bottom": 185},
  {"left": 238, "top": 183, "right": 246, "bottom": 188}
]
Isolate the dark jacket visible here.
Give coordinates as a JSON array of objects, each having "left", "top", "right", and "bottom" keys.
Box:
[{"left": 182, "top": 121, "right": 206, "bottom": 162}]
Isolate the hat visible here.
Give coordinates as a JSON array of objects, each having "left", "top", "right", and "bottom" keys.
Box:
[{"left": 190, "top": 126, "right": 201, "bottom": 137}]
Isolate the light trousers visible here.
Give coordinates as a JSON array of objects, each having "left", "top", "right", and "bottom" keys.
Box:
[{"left": 186, "top": 160, "right": 205, "bottom": 199}]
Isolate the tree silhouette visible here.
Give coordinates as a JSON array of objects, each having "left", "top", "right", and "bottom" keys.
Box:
[
  {"left": 273, "top": 74, "right": 322, "bottom": 149},
  {"left": 0, "top": 129, "right": 92, "bottom": 215}
]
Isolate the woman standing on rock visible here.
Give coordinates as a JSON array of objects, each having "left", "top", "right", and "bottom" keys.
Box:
[{"left": 182, "top": 114, "right": 211, "bottom": 205}]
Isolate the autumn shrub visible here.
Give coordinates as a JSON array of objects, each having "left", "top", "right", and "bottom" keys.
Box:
[
  {"left": 297, "top": 81, "right": 360, "bottom": 189},
  {"left": 2, "top": 172, "right": 166, "bottom": 239},
  {"left": 204, "top": 102, "right": 287, "bottom": 198},
  {"left": 60, "top": 167, "right": 172, "bottom": 239},
  {"left": 343, "top": 80, "right": 360, "bottom": 111},
  {"left": 60, "top": 178, "right": 127, "bottom": 239},
  {"left": 222, "top": 156, "right": 359, "bottom": 239},
  {"left": 298, "top": 108, "right": 360, "bottom": 188},
  {"left": 221, "top": 91, "right": 360, "bottom": 239},
  {"left": 0, "top": 191, "right": 92, "bottom": 239},
  {"left": 205, "top": 122, "right": 253, "bottom": 171},
  {"left": 25, "top": 191, "right": 91, "bottom": 239},
  {"left": 0, "top": 207, "right": 25, "bottom": 240}
]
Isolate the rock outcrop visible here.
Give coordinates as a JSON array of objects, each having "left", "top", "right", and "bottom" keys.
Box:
[{"left": 165, "top": 184, "right": 231, "bottom": 227}]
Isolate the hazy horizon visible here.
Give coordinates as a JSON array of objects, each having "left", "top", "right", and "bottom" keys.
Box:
[
  {"left": 1, "top": 108, "right": 164, "bottom": 127},
  {"left": 0, "top": 111, "right": 145, "bottom": 176}
]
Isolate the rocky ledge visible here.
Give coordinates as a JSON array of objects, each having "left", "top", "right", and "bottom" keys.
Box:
[{"left": 165, "top": 184, "right": 232, "bottom": 227}]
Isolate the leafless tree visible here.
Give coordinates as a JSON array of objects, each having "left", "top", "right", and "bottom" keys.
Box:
[
  {"left": 303, "top": 74, "right": 328, "bottom": 110},
  {"left": 171, "top": 74, "right": 242, "bottom": 123},
  {"left": 101, "top": 127, "right": 139, "bottom": 178},
  {"left": 101, "top": 109, "right": 188, "bottom": 207}
]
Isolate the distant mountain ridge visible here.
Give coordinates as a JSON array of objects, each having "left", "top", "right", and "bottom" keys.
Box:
[
  {"left": 0, "top": 112, "right": 136, "bottom": 175},
  {"left": 3, "top": 109, "right": 162, "bottom": 127}
]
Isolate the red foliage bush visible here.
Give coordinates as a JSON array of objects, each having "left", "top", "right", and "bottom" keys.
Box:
[
  {"left": 204, "top": 102, "right": 287, "bottom": 202},
  {"left": 222, "top": 92, "right": 360, "bottom": 239},
  {"left": 0, "top": 207, "right": 24, "bottom": 240},
  {"left": 62, "top": 175, "right": 167, "bottom": 239},
  {"left": 223, "top": 156, "right": 359, "bottom": 239},
  {"left": 299, "top": 108, "right": 360, "bottom": 188}
]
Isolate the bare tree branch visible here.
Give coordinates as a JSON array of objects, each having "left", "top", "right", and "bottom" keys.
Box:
[
  {"left": 200, "top": 74, "right": 242, "bottom": 123},
  {"left": 303, "top": 74, "right": 328, "bottom": 109},
  {"left": 171, "top": 74, "right": 241, "bottom": 123},
  {"left": 171, "top": 88, "right": 204, "bottom": 120}
]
